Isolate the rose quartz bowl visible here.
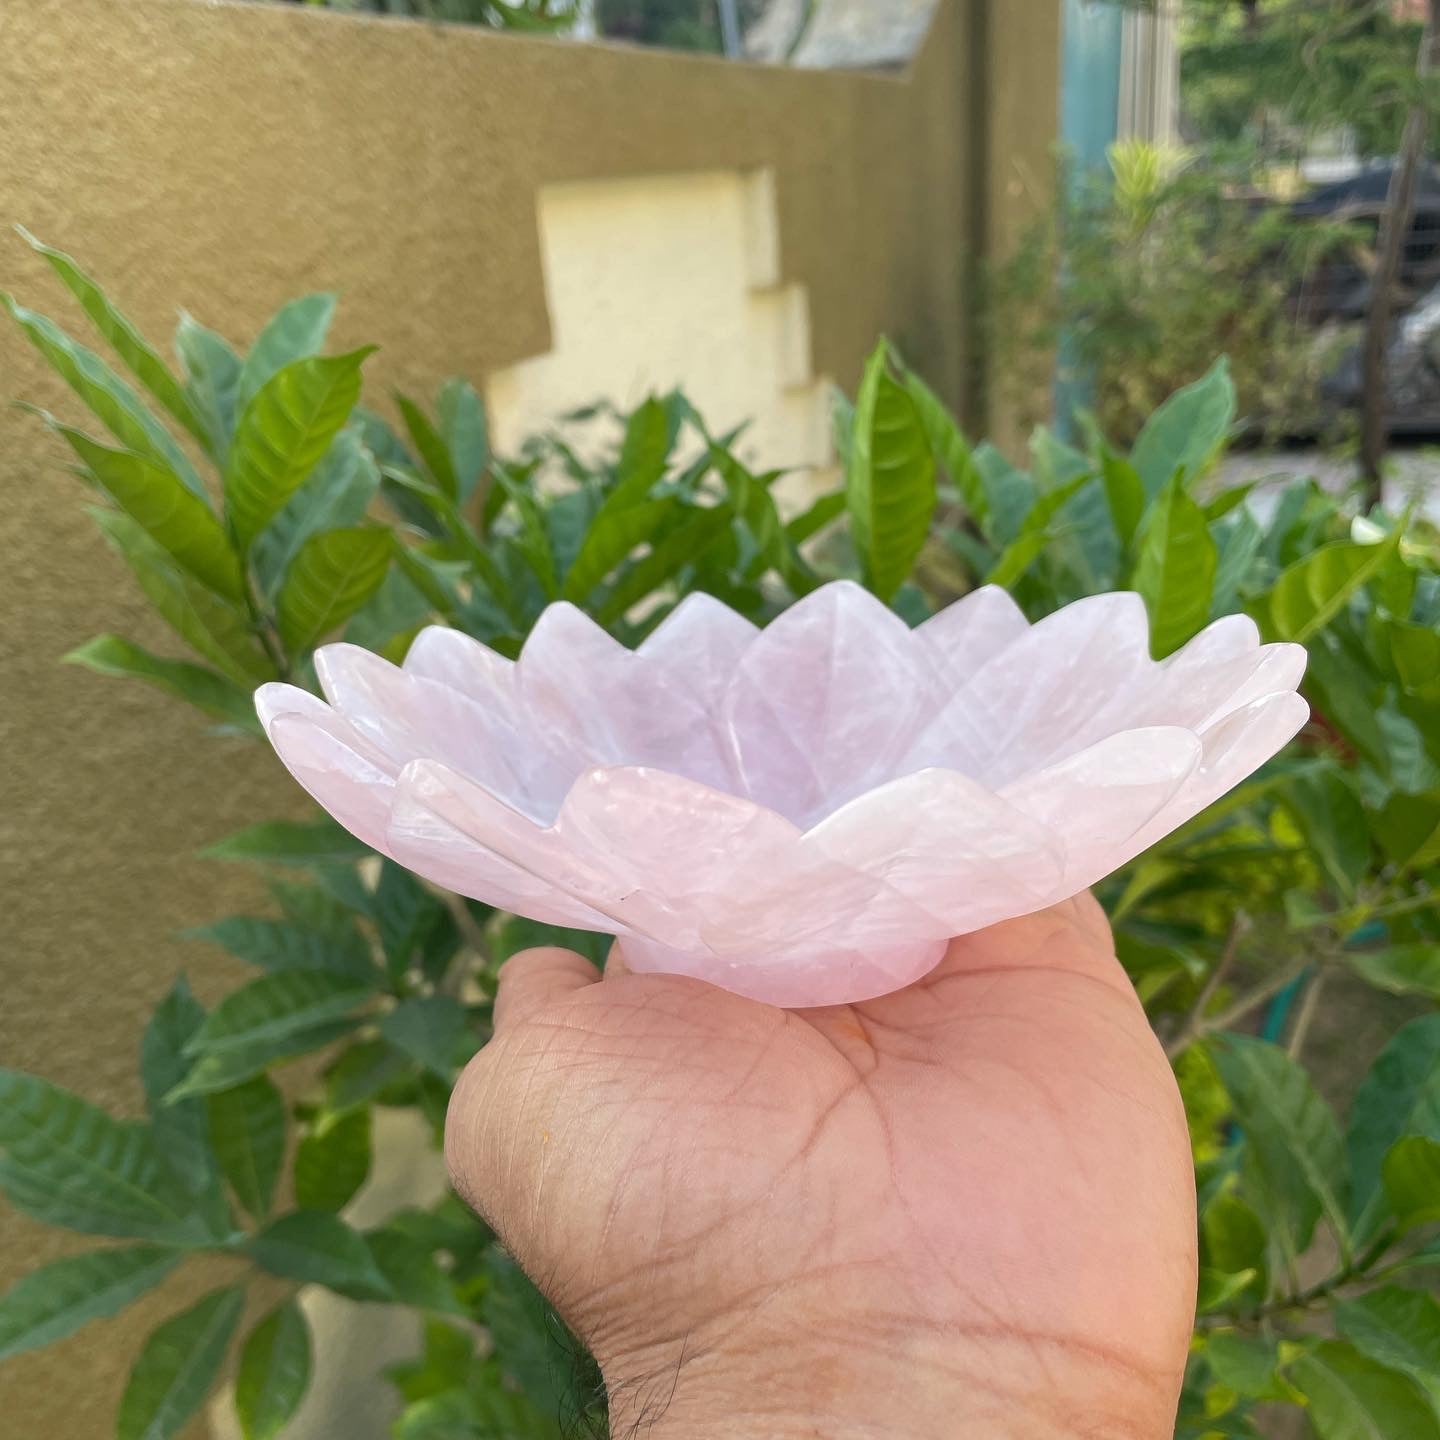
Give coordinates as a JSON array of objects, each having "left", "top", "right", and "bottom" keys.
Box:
[{"left": 256, "top": 582, "right": 1307, "bottom": 1007}]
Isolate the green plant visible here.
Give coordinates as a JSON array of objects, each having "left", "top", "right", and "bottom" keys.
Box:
[
  {"left": 982, "top": 141, "right": 1360, "bottom": 446},
  {"left": 1, "top": 239, "right": 1439, "bottom": 1440},
  {"left": 282, "top": 0, "right": 575, "bottom": 31},
  {"left": 1176, "top": 0, "right": 1438, "bottom": 160},
  {"left": 594, "top": 0, "right": 766, "bottom": 52}
]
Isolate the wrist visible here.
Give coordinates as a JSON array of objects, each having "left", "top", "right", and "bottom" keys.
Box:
[{"left": 600, "top": 1321, "right": 1178, "bottom": 1440}]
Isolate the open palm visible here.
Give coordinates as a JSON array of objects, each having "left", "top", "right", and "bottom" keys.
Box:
[{"left": 446, "top": 894, "right": 1197, "bottom": 1440}]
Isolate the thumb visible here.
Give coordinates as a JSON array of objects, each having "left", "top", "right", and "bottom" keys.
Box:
[
  {"left": 446, "top": 946, "right": 599, "bottom": 1229},
  {"left": 492, "top": 945, "right": 601, "bottom": 1032}
]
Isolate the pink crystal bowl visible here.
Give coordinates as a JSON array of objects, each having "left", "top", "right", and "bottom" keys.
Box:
[{"left": 255, "top": 581, "right": 1308, "bottom": 1007}]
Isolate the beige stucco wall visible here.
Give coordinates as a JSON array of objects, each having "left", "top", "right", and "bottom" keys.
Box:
[
  {"left": 0, "top": 1, "right": 1061, "bottom": 1434},
  {"left": 487, "top": 169, "right": 831, "bottom": 477}
]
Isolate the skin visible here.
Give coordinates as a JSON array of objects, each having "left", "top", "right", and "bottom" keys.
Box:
[{"left": 445, "top": 894, "right": 1197, "bottom": 1440}]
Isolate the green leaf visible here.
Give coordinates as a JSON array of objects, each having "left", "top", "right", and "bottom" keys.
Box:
[
  {"left": 710, "top": 445, "right": 795, "bottom": 584},
  {"left": 236, "top": 294, "right": 336, "bottom": 416},
  {"left": 1129, "top": 357, "right": 1235, "bottom": 498},
  {"left": 373, "top": 862, "right": 449, "bottom": 980},
  {"left": 117, "top": 1286, "right": 245, "bottom": 1440},
  {"left": 225, "top": 348, "right": 374, "bottom": 549},
  {"left": 270, "top": 879, "right": 367, "bottom": 941},
  {"left": 611, "top": 396, "right": 674, "bottom": 506},
  {"left": 984, "top": 530, "right": 1049, "bottom": 589},
  {"left": 1029, "top": 427, "right": 1091, "bottom": 490},
  {"left": 389, "top": 1392, "right": 483, "bottom": 1440},
  {"left": 64, "top": 636, "right": 257, "bottom": 728},
  {"left": 436, "top": 378, "right": 488, "bottom": 503},
  {"left": 496, "top": 468, "right": 560, "bottom": 599},
  {"left": 1204, "top": 482, "right": 1258, "bottom": 522},
  {"left": 1304, "top": 633, "right": 1390, "bottom": 772},
  {"left": 1348, "top": 1016, "right": 1440, "bottom": 1243},
  {"left": 18, "top": 229, "right": 210, "bottom": 452},
  {"left": 1252, "top": 528, "right": 1406, "bottom": 644},
  {"left": 1375, "top": 790, "right": 1440, "bottom": 872},
  {"left": 482, "top": 1251, "right": 574, "bottom": 1415},
  {"left": 0, "top": 1069, "right": 210, "bottom": 1243},
  {"left": 1130, "top": 474, "right": 1218, "bottom": 658},
  {"left": 3, "top": 294, "right": 203, "bottom": 497},
  {"left": 560, "top": 402, "right": 676, "bottom": 599},
  {"left": 1211, "top": 508, "right": 1264, "bottom": 617},
  {"left": 1348, "top": 946, "right": 1440, "bottom": 1001},
  {"left": 1205, "top": 1332, "right": 1294, "bottom": 1402},
  {"left": 494, "top": 915, "right": 611, "bottom": 970},
  {"left": 401, "top": 1380, "right": 561, "bottom": 1440},
  {"left": 383, "top": 1200, "right": 489, "bottom": 1261},
  {"left": 201, "top": 819, "right": 370, "bottom": 866},
  {"left": 1100, "top": 449, "right": 1145, "bottom": 552},
  {"left": 248, "top": 1211, "right": 393, "bottom": 1300},
  {"left": 542, "top": 487, "right": 599, "bottom": 578},
  {"left": 1281, "top": 768, "right": 1370, "bottom": 898},
  {"left": 0, "top": 1245, "right": 181, "bottom": 1363},
  {"left": 235, "top": 1300, "right": 312, "bottom": 1440},
  {"left": 985, "top": 471, "right": 1094, "bottom": 589},
  {"left": 139, "top": 978, "right": 230, "bottom": 1235},
  {"left": 175, "top": 311, "right": 242, "bottom": 462},
  {"left": 206, "top": 1075, "right": 286, "bottom": 1221},
  {"left": 188, "top": 916, "right": 375, "bottom": 980},
  {"left": 785, "top": 491, "right": 847, "bottom": 547},
  {"left": 1196, "top": 1266, "right": 1260, "bottom": 1313},
  {"left": 396, "top": 393, "right": 460, "bottom": 499},
  {"left": 90, "top": 508, "right": 273, "bottom": 686},
  {"left": 294, "top": 1108, "right": 372, "bottom": 1212},
  {"left": 1211, "top": 1034, "right": 1350, "bottom": 1261},
  {"left": 380, "top": 996, "right": 476, "bottom": 1078},
  {"left": 595, "top": 505, "right": 733, "bottom": 625},
  {"left": 973, "top": 444, "right": 1036, "bottom": 547},
  {"left": 185, "top": 970, "right": 375, "bottom": 1059},
  {"left": 1291, "top": 1339, "right": 1440, "bottom": 1440},
  {"left": 1376, "top": 546, "right": 1419, "bottom": 619},
  {"left": 276, "top": 526, "right": 392, "bottom": 653},
  {"left": 1199, "top": 1192, "right": 1268, "bottom": 1309},
  {"left": 903, "top": 368, "right": 988, "bottom": 526},
  {"left": 252, "top": 429, "right": 380, "bottom": 598},
  {"left": 1339, "top": 1286, "right": 1440, "bottom": 1409},
  {"left": 562, "top": 498, "right": 674, "bottom": 603},
  {"left": 364, "top": 1228, "right": 463, "bottom": 1314},
  {"left": 166, "top": 1020, "right": 364, "bottom": 1101},
  {"left": 325, "top": 1040, "right": 413, "bottom": 1112},
  {"left": 846, "top": 341, "right": 937, "bottom": 602},
  {"left": 1382, "top": 1136, "right": 1440, "bottom": 1230},
  {"left": 1392, "top": 620, "right": 1440, "bottom": 697}
]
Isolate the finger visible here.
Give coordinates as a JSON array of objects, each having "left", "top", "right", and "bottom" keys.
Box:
[
  {"left": 492, "top": 946, "right": 600, "bottom": 1032},
  {"left": 928, "top": 896, "right": 1134, "bottom": 999},
  {"left": 604, "top": 939, "right": 631, "bottom": 980}
]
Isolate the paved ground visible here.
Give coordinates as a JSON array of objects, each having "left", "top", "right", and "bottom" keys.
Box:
[{"left": 1216, "top": 444, "right": 1440, "bottom": 522}]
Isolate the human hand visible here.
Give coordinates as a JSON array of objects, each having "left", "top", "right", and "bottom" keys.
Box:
[{"left": 445, "top": 894, "right": 1196, "bottom": 1440}]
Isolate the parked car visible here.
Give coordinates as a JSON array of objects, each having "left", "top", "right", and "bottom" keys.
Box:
[
  {"left": 1291, "top": 162, "right": 1440, "bottom": 433},
  {"left": 1292, "top": 161, "right": 1440, "bottom": 323}
]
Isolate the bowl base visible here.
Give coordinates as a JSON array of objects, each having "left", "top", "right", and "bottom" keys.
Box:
[{"left": 614, "top": 935, "right": 950, "bottom": 1009}]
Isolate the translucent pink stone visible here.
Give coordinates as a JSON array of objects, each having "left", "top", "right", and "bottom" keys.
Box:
[{"left": 255, "top": 582, "right": 1308, "bottom": 1007}]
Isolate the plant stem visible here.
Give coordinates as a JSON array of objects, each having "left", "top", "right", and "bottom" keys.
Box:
[
  {"left": 1201, "top": 1230, "right": 1400, "bottom": 1332},
  {"left": 427, "top": 883, "right": 493, "bottom": 999},
  {"left": 1164, "top": 960, "right": 1310, "bottom": 1061},
  {"left": 1286, "top": 969, "right": 1326, "bottom": 1061},
  {"left": 241, "top": 569, "right": 290, "bottom": 681},
  {"left": 1171, "top": 914, "right": 1248, "bottom": 1041},
  {"left": 1359, "top": 0, "right": 1439, "bottom": 497},
  {"left": 1335, "top": 887, "right": 1437, "bottom": 933}
]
